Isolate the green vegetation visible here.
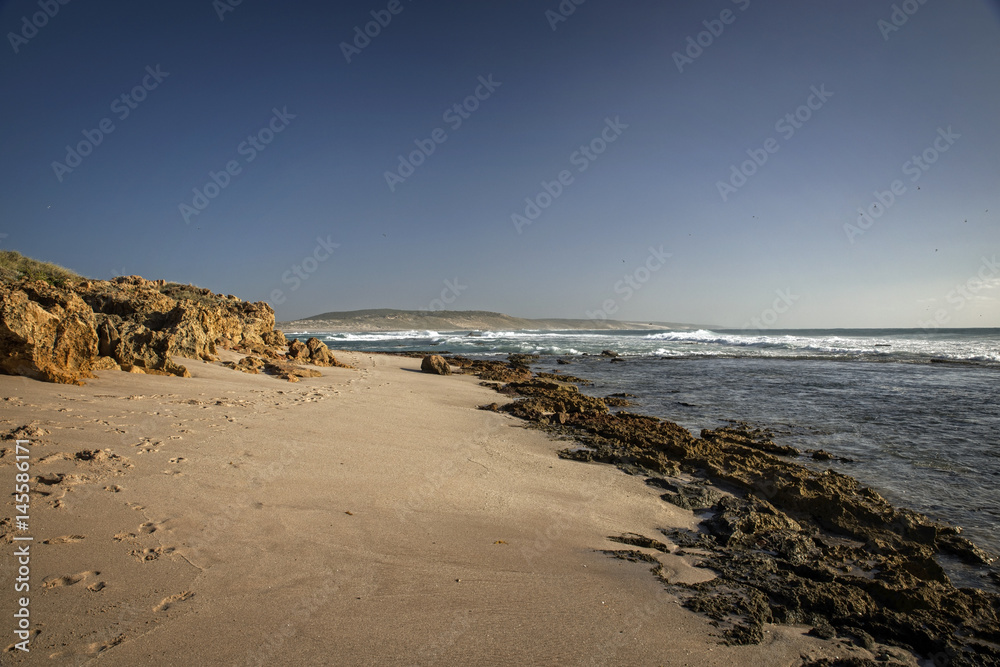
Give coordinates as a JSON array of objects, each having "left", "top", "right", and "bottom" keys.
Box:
[{"left": 0, "top": 250, "right": 82, "bottom": 287}]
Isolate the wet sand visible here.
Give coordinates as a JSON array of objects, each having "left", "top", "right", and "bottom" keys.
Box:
[{"left": 0, "top": 353, "right": 911, "bottom": 665}]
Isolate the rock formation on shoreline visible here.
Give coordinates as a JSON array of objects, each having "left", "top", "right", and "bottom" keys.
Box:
[
  {"left": 419, "top": 354, "right": 452, "bottom": 375},
  {"left": 1, "top": 273, "right": 291, "bottom": 384},
  {"left": 453, "top": 354, "right": 1000, "bottom": 666},
  {"left": 286, "top": 337, "right": 352, "bottom": 368}
]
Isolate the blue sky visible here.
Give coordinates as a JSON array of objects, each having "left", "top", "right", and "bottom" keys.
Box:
[{"left": 2, "top": 0, "right": 999, "bottom": 327}]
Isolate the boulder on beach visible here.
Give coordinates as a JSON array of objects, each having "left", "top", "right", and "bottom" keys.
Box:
[
  {"left": 287, "top": 339, "right": 310, "bottom": 361},
  {"left": 420, "top": 354, "right": 452, "bottom": 375},
  {"left": 285, "top": 337, "right": 351, "bottom": 368},
  {"left": 601, "top": 349, "right": 619, "bottom": 357},
  {"left": 305, "top": 337, "right": 338, "bottom": 366}
]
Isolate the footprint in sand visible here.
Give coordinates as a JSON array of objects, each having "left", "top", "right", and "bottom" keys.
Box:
[
  {"left": 131, "top": 546, "right": 176, "bottom": 562},
  {"left": 42, "top": 535, "right": 86, "bottom": 544},
  {"left": 132, "top": 437, "right": 161, "bottom": 453},
  {"left": 83, "top": 634, "right": 125, "bottom": 655},
  {"left": 38, "top": 452, "right": 75, "bottom": 464},
  {"left": 168, "top": 457, "right": 186, "bottom": 464},
  {"left": 154, "top": 591, "right": 194, "bottom": 612},
  {"left": 42, "top": 571, "right": 99, "bottom": 589},
  {"left": 34, "top": 472, "right": 64, "bottom": 487},
  {"left": 138, "top": 518, "right": 175, "bottom": 534},
  {"left": 139, "top": 521, "right": 159, "bottom": 534},
  {"left": 87, "top": 581, "right": 106, "bottom": 592}
]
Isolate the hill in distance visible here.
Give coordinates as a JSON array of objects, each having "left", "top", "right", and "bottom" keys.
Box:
[{"left": 278, "top": 308, "right": 708, "bottom": 332}]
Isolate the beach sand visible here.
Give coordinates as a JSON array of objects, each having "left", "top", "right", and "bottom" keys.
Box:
[{"left": 0, "top": 353, "right": 912, "bottom": 665}]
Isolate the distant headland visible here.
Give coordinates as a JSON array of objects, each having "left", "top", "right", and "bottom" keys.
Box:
[{"left": 278, "top": 308, "right": 709, "bottom": 333}]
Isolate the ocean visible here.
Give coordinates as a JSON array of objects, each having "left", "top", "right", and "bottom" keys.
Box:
[{"left": 288, "top": 328, "right": 1000, "bottom": 568}]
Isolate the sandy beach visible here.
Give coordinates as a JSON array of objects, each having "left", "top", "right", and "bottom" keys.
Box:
[
  {"left": 4, "top": 0, "right": 999, "bottom": 662},
  {"left": 0, "top": 352, "right": 902, "bottom": 666}
]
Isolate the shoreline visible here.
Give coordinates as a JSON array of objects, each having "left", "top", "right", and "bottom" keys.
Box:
[
  {"left": 0, "top": 351, "right": 911, "bottom": 665},
  {"left": 447, "top": 353, "right": 999, "bottom": 665}
]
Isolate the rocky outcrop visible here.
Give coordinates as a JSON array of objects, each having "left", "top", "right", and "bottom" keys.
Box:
[
  {"left": 222, "top": 356, "right": 266, "bottom": 374},
  {"left": 102, "top": 319, "right": 190, "bottom": 377},
  {"left": 262, "top": 360, "right": 322, "bottom": 382},
  {"left": 1, "top": 275, "right": 288, "bottom": 384},
  {"left": 0, "top": 282, "right": 99, "bottom": 384},
  {"left": 499, "top": 378, "right": 609, "bottom": 421},
  {"left": 445, "top": 355, "right": 531, "bottom": 383},
  {"left": 287, "top": 339, "right": 310, "bottom": 361},
  {"left": 78, "top": 276, "right": 283, "bottom": 362},
  {"left": 286, "top": 337, "right": 349, "bottom": 368},
  {"left": 420, "top": 354, "right": 451, "bottom": 375},
  {"left": 304, "top": 337, "right": 339, "bottom": 367}
]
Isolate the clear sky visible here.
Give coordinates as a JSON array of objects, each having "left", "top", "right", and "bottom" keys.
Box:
[{"left": 2, "top": 0, "right": 999, "bottom": 327}]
